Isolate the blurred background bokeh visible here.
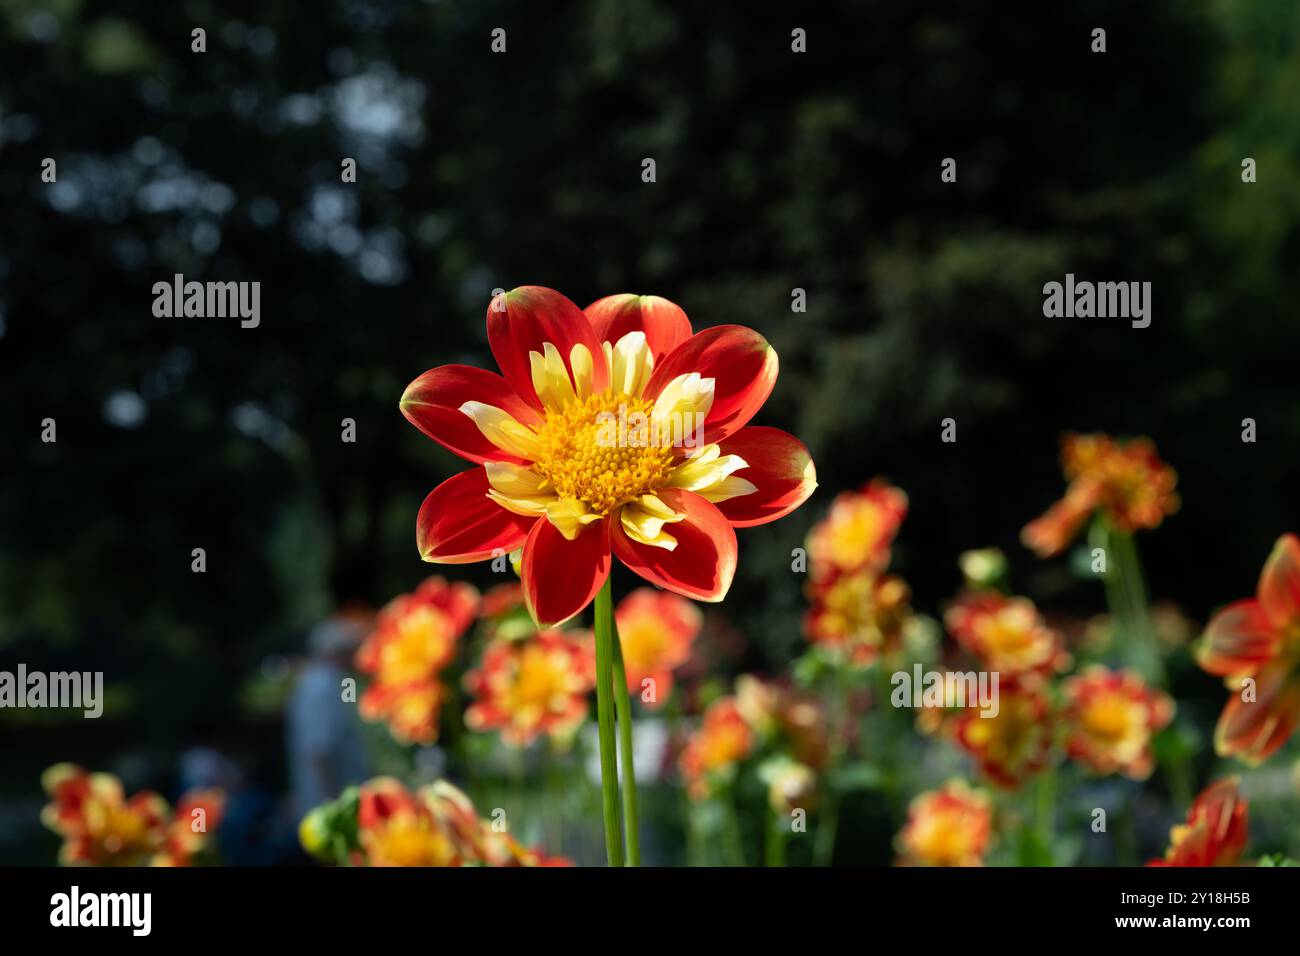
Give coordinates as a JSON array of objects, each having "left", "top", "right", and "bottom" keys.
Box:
[{"left": 2, "top": 0, "right": 1299, "bottom": 865}]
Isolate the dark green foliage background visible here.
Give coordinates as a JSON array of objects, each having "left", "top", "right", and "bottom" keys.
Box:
[{"left": 1, "top": 1, "right": 1297, "bottom": 862}]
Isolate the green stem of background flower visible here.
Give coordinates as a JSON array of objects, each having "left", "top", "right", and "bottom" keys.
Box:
[
  {"left": 608, "top": 609, "right": 642, "bottom": 866},
  {"left": 593, "top": 575, "right": 625, "bottom": 866},
  {"left": 1092, "top": 519, "right": 1165, "bottom": 686},
  {"left": 812, "top": 666, "right": 850, "bottom": 866},
  {"left": 765, "top": 806, "right": 788, "bottom": 867}
]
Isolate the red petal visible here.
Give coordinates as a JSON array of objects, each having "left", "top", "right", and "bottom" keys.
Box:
[
  {"left": 714, "top": 426, "right": 817, "bottom": 527},
  {"left": 644, "top": 325, "right": 778, "bottom": 444},
  {"left": 1198, "top": 599, "right": 1281, "bottom": 676},
  {"left": 1214, "top": 659, "right": 1300, "bottom": 765},
  {"left": 416, "top": 468, "right": 534, "bottom": 563},
  {"left": 400, "top": 365, "right": 540, "bottom": 465},
  {"left": 612, "top": 488, "right": 737, "bottom": 602},
  {"left": 1258, "top": 533, "right": 1300, "bottom": 629},
  {"left": 487, "top": 286, "right": 607, "bottom": 411},
  {"left": 585, "top": 294, "right": 692, "bottom": 361},
  {"left": 521, "top": 517, "right": 611, "bottom": 628}
]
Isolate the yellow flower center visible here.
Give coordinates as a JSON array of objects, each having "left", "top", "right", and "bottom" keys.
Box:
[
  {"left": 532, "top": 388, "right": 676, "bottom": 515},
  {"left": 502, "top": 645, "right": 576, "bottom": 725},
  {"left": 1082, "top": 695, "right": 1140, "bottom": 744},
  {"left": 379, "top": 607, "right": 455, "bottom": 684},
  {"left": 912, "top": 811, "right": 977, "bottom": 866},
  {"left": 369, "top": 817, "right": 457, "bottom": 867},
  {"left": 825, "top": 502, "right": 886, "bottom": 568},
  {"left": 620, "top": 621, "right": 669, "bottom": 672}
]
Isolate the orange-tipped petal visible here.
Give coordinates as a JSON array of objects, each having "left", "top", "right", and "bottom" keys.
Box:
[
  {"left": 585, "top": 294, "right": 692, "bottom": 362},
  {"left": 612, "top": 488, "right": 737, "bottom": 602},
  {"left": 1198, "top": 599, "right": 1282, "bottom": 677},
  {"left": 1214, "top": 658, "right": 1300, "bottom": 765},
  {"left": 713, "top": 426, "right": 817, "bottom": 527},
  {"left": 416, "top": 468, "right": 535, "bottom": 563},
  {"left": 1147, "top": 777, "right": 1249, "bottom": 867},
  {"left": 1020, "top": 479, "right": 1102, "bottom": 558},
  {"left": 644, "top": 325, "right": 777, "bottom": 444},
  {"left": 522, "top": 516, "right": 611, "bottom": 627},
  {"left": 487, "top": 286, "right": 608, "bottom": 412},
  {"left": 1258, "top": 533, "right": 1300, "bottom": 630},
  {"left": 400, "top": 365, "right": 541, "bottom": 465}
]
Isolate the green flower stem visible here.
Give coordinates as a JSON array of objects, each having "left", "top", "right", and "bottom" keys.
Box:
[
  {"left": 724, "top": 791, "right": 747, "bottom": 866},
  {"left": 1035, "top": 766, "right": 1057, "bottom": 852},
  {"left": 1114, "top": 528, "right": 1165, "bottom": 685},
  {"left": 608, "top": 609, "right": 642, "bottom": 866},
  {"left": 1092, "top": 520, "right": 1164, "bottom": 685},
  {"left": 765, "top": 807, "right": 788, "bottom": 867},
  {"left": 592, "top": 575, "right": 625, "bottom": 866},
  {"left": 812, "top": 667, "right": 850, "bottom": 866}
]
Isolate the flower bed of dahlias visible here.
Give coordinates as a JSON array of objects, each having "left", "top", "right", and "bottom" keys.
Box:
[{"left": 40, "top": 289, "right": 1300, "bottom": 868}]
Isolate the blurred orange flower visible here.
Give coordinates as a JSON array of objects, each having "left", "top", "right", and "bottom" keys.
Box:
[
  {"left": 1063, "top": 666, "right": 1173, "bottom": 778},
  {"left": 357, "top": 777, "right": 480, "bottom": 867},
  {"left": 464, "top": 629, "right": 596, "bottom": 746},
  {"left": 951, "top": 679, "right": 1054, "bottom": 788},
  {"left": 1148, "top": 778, "right": 1249, "bottom": 867},
  {"left": 355, "top": 576, "right": 479, "bottom": 745},
  {"left": 42, "top": 764, "right": 169, "bottom": 866},
  {"left": 1022, "top": 433, "right": 1179, "bottom": 557},
  {"left": 804, "top": 567, "right": 912, "bottom": 667},
  {"left": 945, "top": 591, "right": 1069, "bottom": 677},
  {"left": 896, "top": 780, "right": 993, "bottom": 867},
  {"left": 808, "top": 479, "right": 907, "bottom": 575},
  {"left": 1197, "top": 534, "right": 1300, "bottom": 765},
  {"left": 680, "top": 696, "right": 754, "bottom": 800},
  {"left": 41, "top": 764, "right": 222, "bottom": 867},
  {"left": 354, "top": 777, "right": 567, "bottom": 867},
  {"left": 615, "top": 587, "right": 702, "bottom": 707}
]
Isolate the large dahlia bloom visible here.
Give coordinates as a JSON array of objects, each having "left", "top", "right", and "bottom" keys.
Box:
[
  {"left": 1197, "top": 534, "right": 1300, "bottom": 764},
  {"left": 400, "top": 288, "right": 817, "bottom": 626}
]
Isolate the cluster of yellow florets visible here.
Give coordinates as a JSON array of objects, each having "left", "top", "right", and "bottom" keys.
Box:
[{"left": 533, "top": 388, "right": 676, "bottom": 514}]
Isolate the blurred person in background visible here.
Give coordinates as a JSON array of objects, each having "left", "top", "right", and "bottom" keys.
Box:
[{"left": 286, "top": 613, "right": 371, "bottom": 821}]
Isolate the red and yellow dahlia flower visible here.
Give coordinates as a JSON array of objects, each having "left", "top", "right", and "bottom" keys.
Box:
[
  {"left": 1062, "top": 665, "right": 1173, "bottom": 778},
  {"left": 352, "top": 777, "right": 565, "bottom": 867},
  {"left": 951, "top": 679, "right": 1055, "bottom": 788},
  {"left": 614, "top": 587, "right": 702, "bottom": 707},
  {"left": 1023, "top": 433, "right": 1179, "bottom": 557},
  {"left": 463, "top": 628, "right": 596, "bottom": 746},
  {"left": 807, "top": 479, "right": 907, "bottom": 575},
  {"left": 895, "top": 780, "right": 993, "bottom": 867},
  {"left": 41, "top": 764, "right": 170, "bottom": 866},
  {"left": 945, "top": 591, "right": 1069, "bottom": 677},
  {"left": 1197, "top": 534, "right": 1300, "bottom": 765},
  {"left": 400, "top": 288, "right": 817, "bottom": 626},
  {"left": 357, "top": 777, "right": 480, "bottom": 867},
  {"left": 355, "top": 576, "right": 479, "bottom": 745},
  {"left": 1148, "top": 778, "right": 1249, "bottom": 867},
  {"left": 804, "top": 568, "right": 912, "bottom": 667}
]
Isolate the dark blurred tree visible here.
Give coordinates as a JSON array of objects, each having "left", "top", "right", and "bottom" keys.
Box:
[{"left": 0, "top": 0, "right": 1297, "bottom": 769}]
